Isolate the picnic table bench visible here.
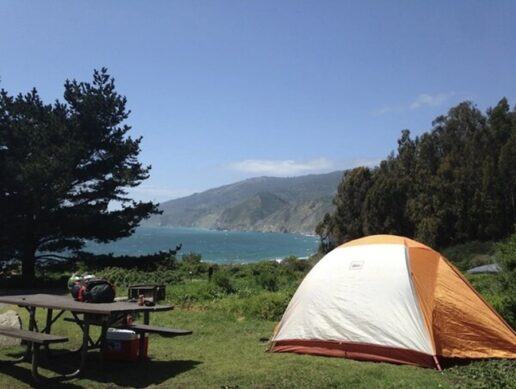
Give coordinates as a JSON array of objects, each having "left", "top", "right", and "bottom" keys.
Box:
[
  {"left": 0, "top": 327, "right": 68, "bottom": 383},
  {"left": 127, "top": 323, "right": 193, "bottom": 337},
  {"left": 64, "top": 317, "right": 193, "bottom": 360},
  {"left": 127, "top": 324, "right": 193, "bottom": 361},
  {"left": 65, "top": 317, "right": 193, "bottom": 338},
  {"left": 0, "top": 327, "right": 68, "bottom": 345}
]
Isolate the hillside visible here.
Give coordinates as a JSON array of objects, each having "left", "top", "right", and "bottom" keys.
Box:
[{"left": 147, "top": 171, "right": 343, "bottom": 234}]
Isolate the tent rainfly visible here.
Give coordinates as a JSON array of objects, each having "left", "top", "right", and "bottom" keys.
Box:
[{"left": 270, "top": 235, "right": 516, "bottom": 369}]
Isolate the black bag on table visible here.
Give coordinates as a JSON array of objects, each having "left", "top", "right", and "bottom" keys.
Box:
[{"left": 72, "top": 278, "right": 115, "bottom": 303}]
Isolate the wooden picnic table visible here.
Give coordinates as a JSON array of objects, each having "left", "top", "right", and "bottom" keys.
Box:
[{"left": 0, "top": 293, "right": 183, "bottom": 383}]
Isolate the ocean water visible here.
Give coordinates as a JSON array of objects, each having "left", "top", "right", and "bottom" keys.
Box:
[{"left": 84, "top": 227, "right": 319, "bottom": 264}]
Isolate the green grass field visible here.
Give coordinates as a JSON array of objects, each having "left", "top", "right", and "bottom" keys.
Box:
[
  {"left": 1, "top": 240, "right": 515, "bottom": 389},
  {"left": 0, "top": 301, "right": 514, "bottom": 389}
]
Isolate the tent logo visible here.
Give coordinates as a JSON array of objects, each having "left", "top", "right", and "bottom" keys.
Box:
[{"left": 349, "top": 260, "right": 364, "bottom": 270}]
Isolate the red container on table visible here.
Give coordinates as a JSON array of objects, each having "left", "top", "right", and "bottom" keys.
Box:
[{"left": 104, "top": 329, "right": 148, "bottom": 362}]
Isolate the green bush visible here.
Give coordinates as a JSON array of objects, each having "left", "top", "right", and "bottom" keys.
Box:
[
  {"left": 467, "top": 273, "right": 499, "bottom": 294},
  {"left": 167, "top": 281, "right": 226, "bottom": 307},
  {"left": 461, "top": 235, "right": 516, "bottom": 328},
  {"left": 248, "top": 259, "right": 309, "bottom": 292},
  {"left": 281, "top": 256, "right": 311, "bottom": 273},
  {"left": 442, "top": 241, "right": 495, "bottom": 270},
  {"left": 178, "top": 252, "right": 210, "bottom": 277},
  {"left": 75, "top": 251, "right": 178, "bottom": 272},
  {"left": 213, "top": 271, "right": 237, "bottom": 294},
  {"left": 95, "top": 267, "right": 181, "bottom": 291},
  {"left": 246, "top": 291, "right": 292, "bottom": 320},
  {"left": 448, "top": 359, "right": 516, "bottom": 388},
  {"left": 307, "top": 252, "right": 324, "bottom": 268},
  {"left": 493, "top": 233, "right": 516, "bottom": 328},
  {"left": 257, "top": 272, "right": 279, "bottom": 292},
  {"left": 210, "top": 290, "right": 293, "bottom": 321}
]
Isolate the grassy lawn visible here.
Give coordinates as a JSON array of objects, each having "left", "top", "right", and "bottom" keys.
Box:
[
  {"left": 1, "top": 247, "right": 514, "bottom": 389},
  {"left": 1, "top": 302, "right": 512, "bottom": 388}
]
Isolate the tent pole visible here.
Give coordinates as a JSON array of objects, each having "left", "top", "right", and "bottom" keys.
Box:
[{"left": 433, "top": 355, "right": 443, "bottom": 371}]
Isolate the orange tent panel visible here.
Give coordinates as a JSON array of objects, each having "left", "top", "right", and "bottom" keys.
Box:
[{"left": 432, "top": 258, "right": 516, "bottom": 358}]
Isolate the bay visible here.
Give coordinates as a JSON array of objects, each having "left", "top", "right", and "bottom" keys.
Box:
[{"left": 84, "top": 227, "right": 319, "bottom": 264}]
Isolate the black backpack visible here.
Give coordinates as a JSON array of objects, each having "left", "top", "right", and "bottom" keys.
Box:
[{"left": 72, "top": 278, "right": 115, "bottom": 303}]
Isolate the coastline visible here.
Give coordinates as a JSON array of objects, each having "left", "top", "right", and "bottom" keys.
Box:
[{"left": 84, "top": 226, "right": 319, "bottom": 264}]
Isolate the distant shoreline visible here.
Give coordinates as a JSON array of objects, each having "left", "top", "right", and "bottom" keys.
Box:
[
  {"left": 153, "top": 224, "right": 318, "bottom": 236},
  {"left": 84, "top": 226, "right": 319, "bottom": 264}
]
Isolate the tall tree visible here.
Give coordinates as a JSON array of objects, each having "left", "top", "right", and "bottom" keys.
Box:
[
  {"left": 318, "top": 98, "right": 516, "bottom": 251},
  {"left": 0, "top": 69, "right": 159, "bottom": 282},
  {"left": 315, "top": 212, "right": 337, "bottom": 252},
  {"left": 362, "top": 130, "right": 415, "bottom": 237},
  {"left": 362, "top": 160, "right": 411, "bottom": 237},
  {"left": 489, "top": 98, "right": 516, "bottom": 236},
  {"left": 331, "top": 167, "right": 373, "bottom": 244},
  {"left": 407, "top": 132, "right": 445, "bottom": 247}
]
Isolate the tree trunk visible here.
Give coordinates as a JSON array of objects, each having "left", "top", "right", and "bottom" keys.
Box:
[{"left": 21, "top": 248, "right": 36, "bottom": 286}]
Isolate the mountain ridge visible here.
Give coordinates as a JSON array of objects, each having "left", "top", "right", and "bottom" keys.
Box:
[{"left": 146, "top": 171, "right": 343, "bottom": 234}]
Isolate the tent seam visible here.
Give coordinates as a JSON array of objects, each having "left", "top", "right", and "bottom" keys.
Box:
[{"left": 404, "top": 243, "right": 436, "bottom": 356}]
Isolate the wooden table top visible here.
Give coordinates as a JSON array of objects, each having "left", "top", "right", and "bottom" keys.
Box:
[{"left": 0, "top": 294, "right": 173, "bottom": 315}]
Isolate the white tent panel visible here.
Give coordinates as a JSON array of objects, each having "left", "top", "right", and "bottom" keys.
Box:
[{"left": 274, "top": 244, "right": 433, "bottom": 354}]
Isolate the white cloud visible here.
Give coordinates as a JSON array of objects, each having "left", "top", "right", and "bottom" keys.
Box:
[
  {"left": 410, "top": 92, "right": 454, "bottom": 109},
  {"left": 227, "top": 158, "right": 335, "bottom": 176},
  {"left": 127, "top": 186, "right": 195, "bottom": 202},
  {"left": 227, "top": 157, "right": 382, "bottom": 176},
  {"left": 375, "top": 92, "right": 455, "bottom": 115},
  {"left": 344, "top": 158, "right": 382, "bottom": 169}
]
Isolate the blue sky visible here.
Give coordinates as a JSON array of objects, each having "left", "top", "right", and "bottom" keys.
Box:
[{"left": 1, "top": 1, "right": 515, "bottom": 203}]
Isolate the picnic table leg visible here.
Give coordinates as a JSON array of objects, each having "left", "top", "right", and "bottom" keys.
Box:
[
  {"left": 65, "top": 320, "right": 90, "bottom": 378},
  {"left": 140, "top": 312, "right": 150, "bottom": 362},
  {"left": 44, "top": 309, "right": 53, "bottom": 356},
  {"left": 24, "top": 307, "right": 36, "bottom": 361},
  {"left": 47, "top": 320, "right": 92, "bottom": 380},
  {"left": 99, "top": 320, "right": 108, "bottom": 371},
  {"left": 138, "top": 332, "right": 147, "bottom": 362},
  {"left": 78, "top": 320, "right": 89, "bottom": 374},
  {"left": 44, "top": 309, "right": 53, "bottom": 334},
  {"left": 31, "top": 343, "right": 41, "bottom": 384}
]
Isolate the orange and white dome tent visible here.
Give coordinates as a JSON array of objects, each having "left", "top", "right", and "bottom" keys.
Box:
[{"left": 270, "top": 235, "right": 516, "bottom": 369}]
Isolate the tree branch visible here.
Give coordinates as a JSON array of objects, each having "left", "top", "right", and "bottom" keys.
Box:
[{"left": 35, "top": 253, "right": 73, "bottom": 261}]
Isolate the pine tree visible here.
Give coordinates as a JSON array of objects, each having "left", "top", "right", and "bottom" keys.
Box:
[{"left": 0, "top": 69, "right": 159, "bottom": 283}]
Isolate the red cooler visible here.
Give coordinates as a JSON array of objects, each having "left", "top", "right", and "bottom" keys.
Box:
[{"left": 104, "top": 328, "right": 148, "bottom": 362}]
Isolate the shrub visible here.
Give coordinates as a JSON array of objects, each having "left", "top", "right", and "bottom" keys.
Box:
[
  {"left": 448, "top": 359, "right": 516, "bottom": 388},
  {"left": 211, "top": 290, "right": 293, "bottom": 321},
  {"left": 213, "top": 271, "right": 237, "bottom": 294},
  {"left": 95, "top": 267, "right": 181, "bottom": 292},
  {"left": 251, "top": 262, "right": 281, "bottom": 291},
  {"left": 442, "top": 241, "right": 495, "bottom": 270},
  {"left": 493, "top": 233, "right": 516, "bottom": 328},
  {"left": 178, "top": 252, "right": 210, "bottom": 277},
  {"left": 246, "top": 291, "right": 292, "bottom": 320},
  {"left": 257, "top": 272, "right": 279, "bottom": 292},
  {"left": 465, "top": 234, "right": 516, "bottom": 328},
  {"left": 167, "top": 281, "right": 226, "bottom": 307},
  {"left": 307, "top": 252, "right": 324, "bottom": 268},
  {"left": 75, "top": 251, "right": 178, "bottom": 272},
  {"left": 182, "top": 252, "right": 202, "bottom": 265},
  {"left": 281, "top": 256, "right": 311, "bottom": 273}
]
